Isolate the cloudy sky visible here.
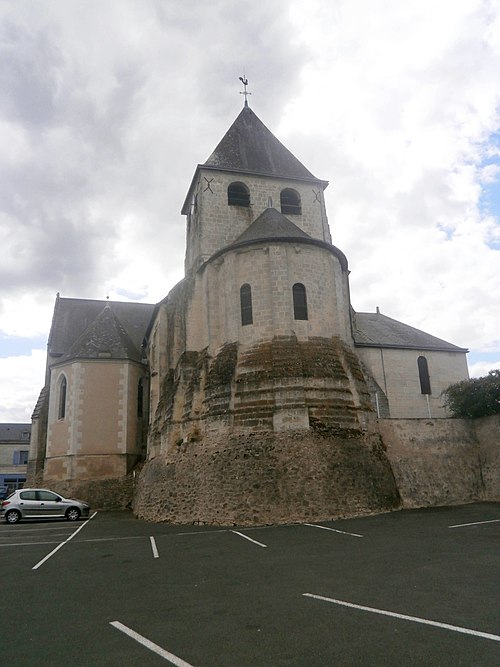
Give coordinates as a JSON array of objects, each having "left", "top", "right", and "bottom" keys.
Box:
[{"left": 1, "top": 0, "right": 499, "bottom": 422}]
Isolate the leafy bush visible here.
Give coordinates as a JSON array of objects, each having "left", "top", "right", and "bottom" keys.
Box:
[{"left": 442, "top": 369, "right": 500, "bottom": 418}]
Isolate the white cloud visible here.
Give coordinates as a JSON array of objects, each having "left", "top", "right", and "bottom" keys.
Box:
[
  {"left": 469, "top": 360, "right": 500, "bottom": 378},
  {"left": 0, "top": 0, "right": 499, "bottom": 419},
  {"left": 0, "top": 349, "right": 46, "bottom": 422}
]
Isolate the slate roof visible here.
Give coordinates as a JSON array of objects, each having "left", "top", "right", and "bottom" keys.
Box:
[
  {"left": 0, "top": 423, "right": 31, "bottom": 442},
  {"left": 233, "top": 207, "right": 312, "bottom": 244},
  {"left": 204, "top": 105, "right": 319, "bottom": 181},
  {"left": 182, "top": 105, "right": 327, "bottom": 214},
  {"left": 203, "top": 206, "right": 349, "bottom": 271},
  {"left": 353, "top": 311, "right": 468, "bottom": 352},
  {"left": 31, "top": 387, "right": 48, "bottom": 420},
  {"left": 60, "top": 305, "right": 143, "bottom": 363},
  {"left": 48, "top": 297, "right": 155, "bottom": 361}
]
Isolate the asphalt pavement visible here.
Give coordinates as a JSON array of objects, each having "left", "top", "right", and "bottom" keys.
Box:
[{"left": 1, "top": 502, "right": 499, "bottom": 666}]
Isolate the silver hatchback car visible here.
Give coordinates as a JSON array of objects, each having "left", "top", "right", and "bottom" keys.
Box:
[{"left": 1, "top": 488, "right": 91, "bottom": 524}]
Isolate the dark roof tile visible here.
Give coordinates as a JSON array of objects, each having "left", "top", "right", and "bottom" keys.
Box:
[
  {"left": 204, "top": 106, "right": 318, "bottom": 181},
  {"left": 48, "top": 297, "right": 154, "bottom": 359},
  {"left": 60, "top": 305, "right": 144, "bottom": 363},
  {"left": 353, "top": 312, "right": 467, "bottom": 352},
  {"left": 0, "top": 423, "right": 31, "bottom": 442},
  {"left": 232, "top": 207, "right": 312, "bottom": 244}
]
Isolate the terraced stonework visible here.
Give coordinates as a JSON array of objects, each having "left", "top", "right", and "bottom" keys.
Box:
[{"left": 137, "top": 335, "right": 400, "bottom": 524}]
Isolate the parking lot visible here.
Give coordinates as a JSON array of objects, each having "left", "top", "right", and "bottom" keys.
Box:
[{"left": 1, "top": 502, "right": 499, "bottom": 666}]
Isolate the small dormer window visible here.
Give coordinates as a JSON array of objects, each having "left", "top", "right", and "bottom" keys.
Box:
[
  {"left": 228, "top": 182, "right": 250, "bottom": 207},
  {"left": 280, "top": 188, "right": 301, "bottom": 215}
]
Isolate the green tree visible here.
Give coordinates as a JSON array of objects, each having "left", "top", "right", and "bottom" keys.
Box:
[{"left": 442, "top": 369, "right": 500, "bottom": 418}]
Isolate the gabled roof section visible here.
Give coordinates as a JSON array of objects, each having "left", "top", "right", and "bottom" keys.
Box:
[
  {"left": 182, "top": 105, "right": 328, "bottom": 214},
  {"left": 233, "top": 207, "right": 312, "bottom": 244},
  {"left": 60, "top": 305, "right": 143, "bottom": 363},
  {"left": 48, "top": 297, "right": 155, "bottom": 360},
  {"left": 204, "top": 105, "right": 318, "bottom": 180},
  {"left": 353, "top": 311, "right": 468, "bottom": 352}
]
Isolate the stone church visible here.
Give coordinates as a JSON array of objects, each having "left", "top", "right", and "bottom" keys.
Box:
[{"left": 29, "top": 102, "right": 469, "bottom": 523}]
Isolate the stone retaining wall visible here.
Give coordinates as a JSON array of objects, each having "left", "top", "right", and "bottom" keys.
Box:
[
  {"left": 133, "top": 429, "right": 400, "bottom": 525},
  {"left": 31, "top": 416, "right": 497, "bottom": 521},
  {"left": 379, "top": 415, "right": 499, "bottom": 508}
]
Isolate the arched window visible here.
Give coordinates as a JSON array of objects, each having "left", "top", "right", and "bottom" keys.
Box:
[
  {"left": 293, "top": 283, "right": 308, "bottom": 320},
  {"left": 280, "top": 188, "right": 301, "bottom": 215},
  {"left": 228, "top": 182, "right": 250, "bottom": 207},
  {"left": 58, "top": 375, "right": 67, "bottom": 420},
  {"left": 240, "top": 284, "right": 253, "bottom": 325},
  {"left": 417, "top": 356, "right": 431, "bottom": 395}
]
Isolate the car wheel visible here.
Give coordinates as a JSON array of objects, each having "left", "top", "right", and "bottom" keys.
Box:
[
  {"left": 65, "top": 507, "right": 81, "bottom": 521},
  {"left": 5, "top": 509, "right": 21, "bottom": 524}
]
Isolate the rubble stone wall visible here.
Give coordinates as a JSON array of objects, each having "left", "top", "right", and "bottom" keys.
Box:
[
  {"left": 133, "top": 429, "right": 400, "bottom": 525},
  {"left": 32, "top": 419, "right": 497, "bottom": 521}
]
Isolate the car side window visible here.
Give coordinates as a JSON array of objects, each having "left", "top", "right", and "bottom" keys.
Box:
[
  {"left": 36, "top": 491, "right": 60, "bottom": 501},
  {"left": 20, "top": 491, "right": 37, "bottom": 500}
]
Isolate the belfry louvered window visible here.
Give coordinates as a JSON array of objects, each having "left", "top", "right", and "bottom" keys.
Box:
[
  {"left": 228, "top": 182, "right": 250, "bottom": 207},
  {"left": 280, "top": 188, "right": 301, "bottom": 215},
  {"left": 293, "top": 283, "right": 308, "bottom": 320},
  {"left": 240, "top": 284, "right": 253, "bottom": 325},
  {"left": 417, "top": 356, "right": 431, "bottom": 395}
]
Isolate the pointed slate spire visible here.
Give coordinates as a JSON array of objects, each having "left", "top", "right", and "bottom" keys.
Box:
[{"left": 203, "top": 106, "right": 318, "bottom": 181}]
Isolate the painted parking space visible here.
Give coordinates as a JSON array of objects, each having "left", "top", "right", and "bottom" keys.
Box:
[{"left": 1, "top": 503, "right": 499, "bottom": 665}]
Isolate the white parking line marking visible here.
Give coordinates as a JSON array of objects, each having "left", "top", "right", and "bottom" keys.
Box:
[
  {"left": 0, "top": 525, "right": 77, "bottom": 533},
  {"left": 32, "top": 512, "right": 97, "bottom": 570},
  {"left": 150, "top": 536, "right": 159, "bottom": 558},
  {"left": 304, "top": 523, "right": 363, "bottom": 538},
  {"left": 231, "top": 530, "right": 267, "bottom": 548},
  {"left": 110, "top": 621, "right": 195, "bottom": 666},
  {"left": 176, "top": 528, "right": 230, "bottom": 536},
  {"left": 449, "top": 518, "right": 500, "bottom": 528},
  {"left": 303, "top": 593, "right": 500, "bottom": 643},
  {"left": 0, "top": 540, "right": 62, "bottom": 547}
]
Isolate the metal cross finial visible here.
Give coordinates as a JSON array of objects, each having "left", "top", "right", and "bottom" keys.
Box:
[{"left": 239, "top": 76, "right": 251, "bottom": 107}]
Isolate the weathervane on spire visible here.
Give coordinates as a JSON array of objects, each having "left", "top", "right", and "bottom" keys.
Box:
[{"left": 239, "top": 75, "right": 251, "bottom": 107}]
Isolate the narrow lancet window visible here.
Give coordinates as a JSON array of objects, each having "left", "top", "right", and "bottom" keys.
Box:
[
  {"left": 280, "top": 188, "right": 301, "bottom": 215},
  {"left": 137, "top": 379, "right": 144, "bottom": 418},
  {"left": 240, "top": 284, "right": 253, "bottom": 325},
  {"left": 228, "top": 182, "right": 250, "bottom": 207},
  {"left": 58, "top": 376, "right": 67, "bottom": 420},
  {"left": 417, "top": 356, "right": 431, "bottom": 395},
  {"left": 293, "top": 283, "right": 308, "bottom": 320}
]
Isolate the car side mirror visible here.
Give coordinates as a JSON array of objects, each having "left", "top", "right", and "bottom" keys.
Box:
[{"left": 55, "top": 497, "right": 62, "bottom": 502}]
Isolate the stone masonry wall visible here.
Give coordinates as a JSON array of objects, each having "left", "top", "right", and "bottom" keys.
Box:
[
  {"left": 134, "top": 414, "right": 498, "bottom": 525},
  {"left": 379, "top": 415, "right": 499, "bottom": 508},
  {"left": 38, "top": 415, "right": 497, "bottom": 520},
  {"left": 198, "top": 243, "right": 352, "bottom": 354},
  {"left": 356, "top": 347, "right": 469, "bottom": 418},
  {"left": 134, "top": 429, "right": 400, "bottom": 525},
  {"left": 29, "top": 469, "right": 134, "bottom": 511},
  {"left": 187, "top": 169, "right": 331, "bottom": 271}
]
